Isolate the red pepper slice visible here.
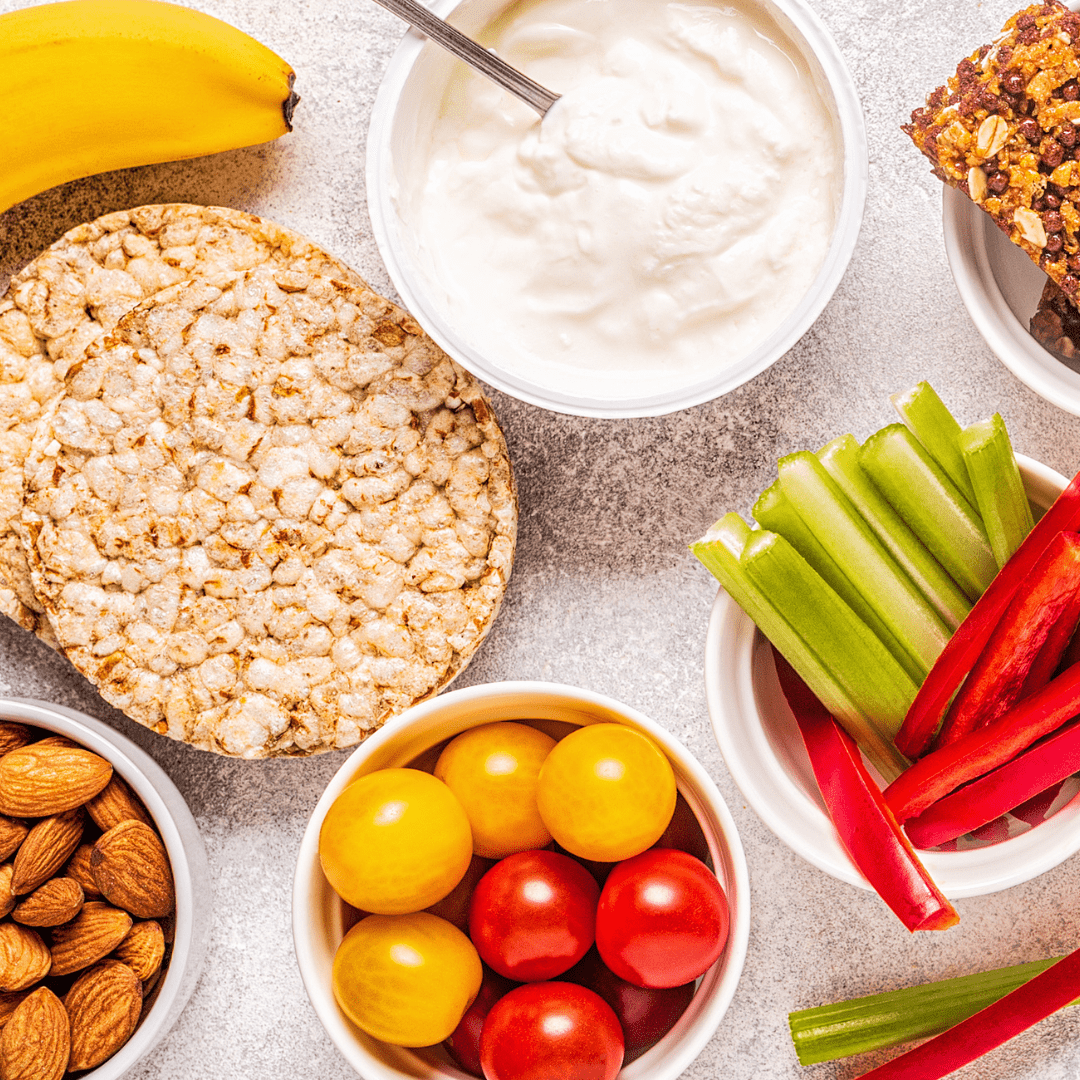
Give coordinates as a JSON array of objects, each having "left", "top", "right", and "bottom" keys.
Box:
[
  {"left": 895, "top": 467, "right": 1080, "bottom": 759},
  {"left": 885, "top": 662, "right": 1080, "bottom": 822},
  {"left": 773, "top": 649, "right": 957, "bottom": 933},
  {"left": 854, "top": 946, "right": 1080, "bottom": 1079},
  {"left": 905, "top": 716, "right": 1080, "bottom": 848},
  {"left": 1020, "top": 589, "right": 1080, "bottom": 697},
  {"left": 933, "top": 532, "right": 1080, "bottom": 749}
]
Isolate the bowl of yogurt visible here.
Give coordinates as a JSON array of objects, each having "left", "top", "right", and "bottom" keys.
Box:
[{"left": 367, "top": 0, "right": 867, "bottom": 417}]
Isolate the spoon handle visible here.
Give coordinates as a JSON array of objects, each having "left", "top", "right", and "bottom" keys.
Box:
[{"left": 371, "top": 0, "right": 559, "bottom": 116}]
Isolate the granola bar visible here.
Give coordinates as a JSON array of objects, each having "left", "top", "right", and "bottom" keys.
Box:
[
  {"left": 905, "top": 1, "right": 1080, "bottom": 299},
  {"left": 1031, "top": 277, "right": 1080, "bottom": 357}
]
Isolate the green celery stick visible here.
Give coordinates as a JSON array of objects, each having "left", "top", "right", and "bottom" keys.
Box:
[
  {"left": 739, "top": 528, "right": 914, "bottom": 779},
  {"left": 818, "top": 435, "right": 971, "bottom": 631},
  {"left": 777, "top": 451, "right": 950, "bottom": 681},
  {"left": 891, "top": 382, "right": 978, "bottom": 507},
  {"left": 959, "top": 414, "right": 1034, "bottom": 569},
  {"left": 789, "top": 957, "right": 1066, "bottom": 1065},
  {"left": 752, "top": 481, "right": 919, "bottom": 681},
  {"left": 859, "top": 425, "right": 997, "bottom": 602}
]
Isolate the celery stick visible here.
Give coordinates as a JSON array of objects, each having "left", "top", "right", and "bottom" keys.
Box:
[
  {"left": 959, "top": 414, "right": 1034, "bottom": 569},
  {"left": 818, "top": 435, "right": 971, "bottom": 631},
  {"left": 777, "top": 451, "right": 950, "bottom": 681},
  {"left": 739, "top": 529, "right": 914, "bottom": 779},
  {"left": 789, "top": 957, "right": 1065, "bottom": 1065},
  {"left": 752, "top": 481, "right": 919, "bottom": 681},
  {"left": 891, "top": 382, "right": 978, "bottom": 507},
  {"left": 859, "top": 425, "right": 997, "bottom": 602}
]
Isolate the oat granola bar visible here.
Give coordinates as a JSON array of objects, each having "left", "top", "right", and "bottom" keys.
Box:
[
  {"left": 18, "top": 270, "right": 516, "bottom": 758},
  {"left": 905, "top": 1, "right": 1080, "bottom": 298},
  {"left": 1031, "top": 277, "right": 1080, "bottom": 357}
]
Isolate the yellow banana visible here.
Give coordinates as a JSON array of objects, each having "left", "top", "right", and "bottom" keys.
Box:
[{"left": 0, "top": 0, "right": 298, "bottom": 216}]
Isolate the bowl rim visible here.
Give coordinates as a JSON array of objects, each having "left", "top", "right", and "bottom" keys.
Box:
[
  {"left": 703, "top": 454, "right": 1080, "bottom": 900},
  {"left": 365, "top": 0, "right": 868, "bottom": 419},
  {"left": 0, "top": 697, "right": 211, "bottom": 1079},
  {"left": 942, "top": 185, "right": 1080, "bottom": 417},
  {"left": 292, "top": 679, "right": 750, "bottom": 1080}
]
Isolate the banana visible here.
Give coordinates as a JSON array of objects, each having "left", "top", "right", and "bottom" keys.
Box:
[{"left": 0, "top": 0, "right": 298, "bottom": 216}]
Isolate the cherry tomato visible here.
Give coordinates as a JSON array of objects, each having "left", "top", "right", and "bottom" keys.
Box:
[
  {"left": 480, "top": 982, "right": 623, "bottom": 1080},
  {"left": 653, "top": 792, "right": 711, "bottom": 864},
  {"left": 332, "top": 912, "right": 482, "bottom": 1046},
  {"left": 319, "top": 768, "right": 472, "bottom": 914},
  {"left": 425, "top": 853, "right": 496, "bottom": 933},
  {"left": 435, "top": 722, "right": 556, "bottom": 858},
  {"left": 469, "top": 850, "right": 599, "bottom": 982},
  {"left": 596, "top": 848, "right": 728, "bottom": 989},
  {"left": 536, "top": 724, "right": 676, "bottom": 862},
  {"left": 443, "top": 966, "right": 517, "bottom": 1077},
  {"left": 565, "top": 949, "right": 694, "bottom": 1063}
]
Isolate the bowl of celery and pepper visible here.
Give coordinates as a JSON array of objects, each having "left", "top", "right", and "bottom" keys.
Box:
[{"left": 698, "top": 383, "right": 1080, "bottom": 915}]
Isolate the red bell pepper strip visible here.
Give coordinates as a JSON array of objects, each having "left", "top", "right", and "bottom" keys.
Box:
[
  {"left": 885, "top": 662, "right": 1080, "bottom": 822},
  {"left": 905, "top": 716, "right": 1080, "bottom": 848},
  {"left": 894, "top": 467, "right": 1080, "bottom": 759},
  {"left": 1021, "top": 589, "right": 1080, "bottom": 697},
  {"left": 933, "top": 532, "right": 1080, "bottom": 749},
  {"left": 854, "top": 945, "right": 1080, "bottom": 1080},
  {"left": 773, "top": 649, "right": 958, "bottom": 933}
]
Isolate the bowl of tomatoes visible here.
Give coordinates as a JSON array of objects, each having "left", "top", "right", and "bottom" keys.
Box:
[{"left": 292, "top": 681, "right": 749, "bottom": 1080}]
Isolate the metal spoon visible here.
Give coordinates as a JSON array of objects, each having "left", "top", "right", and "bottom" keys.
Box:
[{"left": 371, "top": 0, "right": 560, "bottom": 116}]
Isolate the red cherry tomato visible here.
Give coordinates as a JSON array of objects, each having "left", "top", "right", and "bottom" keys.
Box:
[
  {"left": 480, "top": 982, "right": 623, "bottom": 1080},
  {"left": 596, "top": 848, "right": 728, "bottom": 989},
  {"left": 444, "top": 966, "right": 517, "bottom": 1077},
  {"left": 469, "top": 850, "right": 599, "bottom": 982},
  {"left": 566, "top": 949, "right": 694, "bottom": 1063},
  {"left": 653, "top": 792, "right": 711, "bottom": 864}
]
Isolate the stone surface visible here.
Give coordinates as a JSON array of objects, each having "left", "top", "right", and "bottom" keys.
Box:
[{"left": 3, "top": 0, "right": 1080, "bottom": 1076}]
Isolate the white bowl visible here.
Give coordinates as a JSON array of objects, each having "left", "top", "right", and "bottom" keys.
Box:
[
  {"left": 943, "top": 185, "right": 1080, "bottom": 415},
  {"left": 0, "top": 698, "right": 211, "bottom": 1078},
  {"left": 704, "top": 456, "right": 1079, "bottom": 900},
  {"left": 293, "top": 680, "right": 749, "bottom": 1080},
  {"left": 366, "top": 0, "right": 868, "bottom": 418}
]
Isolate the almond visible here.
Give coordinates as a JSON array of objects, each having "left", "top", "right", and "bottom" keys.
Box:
[
  {"left": 0, "top": 865, "right": 14, "bottom": 920},
  {"left": 0, "top": 746, "right": 111, "bottom": 817},
  {"left": 0, "top": 924, "right": 50, "bottom": 992},
  {"left": 0, "top": 987, "right": 69, "bottom": 1080},
  {"left": 64, "top": 844, "right": 101, "bottom": 900},
  {"left": 49, "top": 902, "right": 131, "bottom": 977},
  {"left": 12, "top": 878, "right": 83, "bottom": 928},
  {"left": 0, "top": 817, "right": 27, "bottom": 863},
  {"left": 65, "top": 961, "right": 142, "bottom": 1071},
  {"left": 0, "top": 991, "right": 29, "bottom": 1029},
  {"left": 91, "top": 821, "right": 174, "bottom": 918},
  {"left": 11, "top": 809, "right": 83, "bottom": 895},
  {"left": 85, "top": 775, "right": 152, "bottom": 832},
  {"left": 113, "top": 920, "right": 165, "bottom": 982},
  {"left": 0, "top": 722, "right": 32, "bottom": 759},
  {"left": 31, "top": 736, "right": 79, "bottom": 749}
]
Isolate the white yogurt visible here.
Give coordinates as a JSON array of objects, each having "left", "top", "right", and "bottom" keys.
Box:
[{"left": 403, "top": 0, "right": 842, "bottom": 400}]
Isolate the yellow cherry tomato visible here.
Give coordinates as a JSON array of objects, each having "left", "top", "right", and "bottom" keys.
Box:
[
  {"left": 434, "top": 721, "right": 556, "bottom": 858},
  {"left": 536, "top": 723, "right": 677, "bottom": 862},
  {"left": 333, "top": 912, "right": 482, "bottom": 1046},
  {"left": 319, "top": 768, "right": 472, "bottom": 914}
]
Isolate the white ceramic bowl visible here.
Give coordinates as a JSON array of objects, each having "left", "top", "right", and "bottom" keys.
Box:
[
  {"left": 704, "top": 456, "right": 1078, "bottom": 900},
  {"left": 293, "top": 680, "right": 749, "bottom": 1080},
  {"left": 943, "top": 185, "right": 1080, "bottom": 415},
  {"left": 366, "top": 0, "right": 867, "bottom": 418},
  {"left": 0, "top": 698, "right": 211, "bottom": 1078}
]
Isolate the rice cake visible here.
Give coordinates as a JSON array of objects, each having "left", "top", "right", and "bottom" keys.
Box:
[
  {"left": 0, "top": 204, "right": 365, "bottom": 642},
  {"left": 19, "top": 269, "right": 516, "bottom": 758}
]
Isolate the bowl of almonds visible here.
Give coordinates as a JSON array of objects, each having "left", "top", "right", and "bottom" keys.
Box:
[{"left": 0, "top": 698, "right": 210, "bottom": 1078}]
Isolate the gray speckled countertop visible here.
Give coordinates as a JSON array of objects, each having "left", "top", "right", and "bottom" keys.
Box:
[{"left": 3, "top": 0, "right": 1080, "bottom": 1076}]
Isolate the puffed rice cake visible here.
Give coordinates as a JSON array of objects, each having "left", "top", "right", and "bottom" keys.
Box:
[
  {"left": 17, "top": 267, "right": 516, "bottom": 758},
  {"left": 0, "top": 204, "right": 367, "bottom": 642}
]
